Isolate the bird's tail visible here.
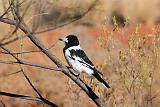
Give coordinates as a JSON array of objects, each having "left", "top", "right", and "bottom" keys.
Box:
[{"left": 92, "top": 70, "right": 110, "bottom": 88}]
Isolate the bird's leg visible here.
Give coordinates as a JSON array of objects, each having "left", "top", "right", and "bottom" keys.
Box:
[
  {"left": 75, "top": 73, "right": 81, "bottom": 80},
  {"left": 76, "top": 73, "right": 80, "bottom": 77},
  {"left": 66, "top": 66, "right": 80, "bottom": 79},
  {"left": 66, "top": 66, "right": 72, "bottom": 69}
]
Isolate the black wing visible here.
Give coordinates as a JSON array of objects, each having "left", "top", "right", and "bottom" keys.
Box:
[{"left": 69, "top": 49, "right": 94, "bottom": 68}]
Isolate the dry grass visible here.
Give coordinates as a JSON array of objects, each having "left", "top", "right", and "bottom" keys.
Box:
[
  {"left": 0, "top": 0, "right": 160, "bottom": 107},
  {"left": 96, "top": 22, "right": 160, "bottom": 107}
]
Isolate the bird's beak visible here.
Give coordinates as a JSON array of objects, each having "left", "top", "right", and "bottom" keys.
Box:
[{"left": 59, "top": 38, "right": 68, "bottom": 43}]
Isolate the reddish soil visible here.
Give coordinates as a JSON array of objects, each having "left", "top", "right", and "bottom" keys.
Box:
[
  {"left": 86, "top": 24, "right": 158, "bottom": 45},
  {"left": 0, "top": 24, "right": 159, "bottom": 107}
]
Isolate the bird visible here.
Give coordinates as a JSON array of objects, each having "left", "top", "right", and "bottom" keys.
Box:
[{"left": 59, "top": 35, "right": 110, "bottom": 88}]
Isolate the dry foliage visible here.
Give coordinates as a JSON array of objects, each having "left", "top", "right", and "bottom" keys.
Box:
[{"left": 0, "top": 0, "right": 160, "bottom": 107}]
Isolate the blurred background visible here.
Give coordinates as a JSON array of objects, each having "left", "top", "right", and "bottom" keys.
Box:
[{"left": 0, "top": 0, "right": 160, "bottom": 107}]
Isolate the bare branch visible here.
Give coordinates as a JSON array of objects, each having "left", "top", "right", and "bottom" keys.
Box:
[
  {"left": 21, "top": 0, "right": 35, "bottom": 18},
  {"left": 0, "top": 70, "right": 21, "bottom": 78},
  {"left": 32, "top": 0, "right": 45, "bottom": 32},
  {"left": 0, "top": 100, "right": 6, "bottom": 107},
  {"left": 1, "top": 45, "right": 42, "bottom": 98},
  {"left": 0, "top": 34, "right": 28, "bottom": 46},
  {"left": 0, "top": 18, "right": 16, "bottom": 25},
  {"left": 0, "top": 60, "right": 62, "bottom": 71},
  {"left": 0, "top": 91, "right": 41, "bottom": 101},
  {"left": 0, "top": 0, "right": 27, "bottom": 18},
  {"left": 0, "top": 23, "right": 19, "bottom": 44},
  {"left": 0, "top": 91, "right": 58, "bottom": 107},
  {"left": 0, "top": 38, "right": 58, "bottom": 54},
  {"left": 34, "top": 0, "right": 98, "bottom": 34},
  {"left": 0, "top": 2, "right": 11, "bottom": 18},
  {"left": 0, "top": 0, "right": 107, "bottom": 106},
  {"left": 0, "top": 45, "right": 59, "bottom": 107},
  {"left": 0, "top": 0, "right": 98, "bottom": 45},
  {"left": 26, "top": 13, "right": 49, "bottom": 25},
  {"left": 17, "top": 9, "right": 107, "bottom": 107}
]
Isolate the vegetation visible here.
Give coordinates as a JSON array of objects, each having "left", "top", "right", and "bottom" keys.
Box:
[{"left": 0, "top": 0, "right": 160, "bottom": 107}]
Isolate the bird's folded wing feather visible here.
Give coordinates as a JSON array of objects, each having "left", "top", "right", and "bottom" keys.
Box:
[
  {"left": 67, "top": 48, "right": 103, "bottom": 75},
  {"left": 69, "top": 49, "right": 94, "bottom": 68}
]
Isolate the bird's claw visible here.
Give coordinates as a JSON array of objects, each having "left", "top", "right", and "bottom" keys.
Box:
[
  {"left": 76, "top": 73, "right": 80, "bottom": 77},
  {"left": 75, "top": 73, "right": 80, "bottom": 80},
  {"left": 66, "top": 66, "right": 72, "bottom": 69}
]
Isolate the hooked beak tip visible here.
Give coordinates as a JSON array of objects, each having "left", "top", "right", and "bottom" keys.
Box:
[
  {"left": 58, "top": 38, "right": 68, "bottom": 43},
  {"left": 59, "top": 38, "right": 62, "bottom": 41}
]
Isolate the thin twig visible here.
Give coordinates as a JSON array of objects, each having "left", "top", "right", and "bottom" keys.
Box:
[
  {"left": 0, "top": 38, "right": 58, "bottom": 54},
  {"left": 26, "top": 13, "right": 49, "bottom": 24},
  {"left": 0, "top": 60, "right": 63, "bottom": 71},
  {"left": 0, "top": 0, "right": 27, "bottom": 18},
  {"left": 0, "top": 2, "right": 12, "bottom": 18},
  {"left": 0, "top": 18, "right": 16, "bottom": 25},
  {"left": 34, "top": 0, "right": 98, "bottom": 34},
  {"left": 0, "top": 0, "right": 107, "bottom": 106},
  {"left": 0, "top": 70, "right": 21, "bottom": 78},
  {"left": 0, "top": 91, "right": 41, "bottom": 101},
  {"left": 0, "top": 33, "right": 28, "bottom": 46},
  {"left": 0, "top": 45, "right": 40, "bottom": 98},
  {"left": 0, "top": 45, "right": 59, "bottom": 106},
  {"left": 0, "top": 100, "right": 6, "bottom": 107},
  {"left": 0, "top": 23, "right": 19, "bottom": 44}
]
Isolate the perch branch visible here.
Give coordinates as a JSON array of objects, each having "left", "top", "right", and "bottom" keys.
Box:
[{"left": 0, "top": 0, "right": 107, "bottom": 106}]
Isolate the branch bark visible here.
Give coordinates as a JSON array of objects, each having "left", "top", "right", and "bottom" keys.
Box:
[
  {"left": 0, "top": 45, "right": 59, "bottom": 106},
  {"left": 0, "top": 60, "right": 63, "bottom": 71},
  {"left": 17, "top": 7, "right": 107, "bottom": 107},
  {"left": 0, "top": 91, "right": 58, "bottom": 107},
  {"left": 0, "top": 0, "right": 107, "bottom": 107}
]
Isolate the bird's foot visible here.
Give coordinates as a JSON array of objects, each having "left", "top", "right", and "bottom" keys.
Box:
[
  {"left": 76, "top": 73, "right": 80, "bottom": 77},
  {"left": 66, "top": 66, "right": 72, "bottom": 69},
  {"left": 75, "top": 73, "right": 80, "bottom": 80}
]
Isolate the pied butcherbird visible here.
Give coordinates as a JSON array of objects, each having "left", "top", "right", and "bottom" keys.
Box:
[{"left": 59, "top": 35, "right": 110, "bottom": 88}]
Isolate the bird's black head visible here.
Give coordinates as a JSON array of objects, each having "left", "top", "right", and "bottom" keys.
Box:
[{"left": 59, "top": 35, "right": 79, "bottom": 47}]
